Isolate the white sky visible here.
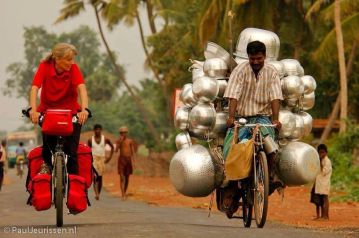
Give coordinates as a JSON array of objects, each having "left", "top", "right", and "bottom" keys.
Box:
[{"left": 0, "top": 0, "right": 151, "bottom": 132}]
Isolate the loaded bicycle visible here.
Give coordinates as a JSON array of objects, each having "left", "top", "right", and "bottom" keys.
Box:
[
  {"left": 215, "top": 118, "right": 278, "bottom": 228},
  {"left": 23, "top": 109, "right": 93, "bottom": 227}
]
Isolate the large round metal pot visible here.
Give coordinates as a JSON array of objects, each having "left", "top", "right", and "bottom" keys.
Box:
[
  {"left": 300, "top": 75, "right": 317, "bottom": 94},
  {"left": 204, "top": 42, "right": 237, "bottom": 69},
  {"left": 175, "top": 131, "right": 192, "bottom": 150},
  {"left": 299, "top": 65, "right": 305, "bottom": 77},
  {"left": 169, "top": 145, "right": 218, "bottom": 197},
  {"left": 281, "top": 75, "right": 304, "bottom": 99},
  {"left": 300, "top": 92, "right": 315, "bottom": 110},
  {"left": 180, "top": 83, "right": 197, "bottom": 107},
  {"left": 235, "top": 28, "right": 280, "bottom": 61},
  {"left": 277, "top": 141, "right": 320, "bottom": 186},
  {"left": 192, "top": 76, "right": 219, "bottom": 103},
  {"left": 278, "top": 109, "right": 296, "bottom": 138},
  {"left": 298, "top": 111, "right": 313, "bottom": 137},
  {"left": 189, "top": 104, "right": 216, "bottom": 138},
  {"left": 207, "top": 111, "right": 228, "bottom": 139},
  {"left": 267, "top": 61, "right": 285, "bottom": 78},
  {"left": 290, "top": 113, "right": 304, "bottom": 140},
  {"left": 217, "top": 79, "right": 228, "bottom": 98},
  {"left": 281, "top": 59, "right": 302, "bottom": 76},
  {"left": 203, "top": 58, "right": 228, "bottom": 78},
  {"left": 174, "top": 106, "right": 190, "bottom": 130}
]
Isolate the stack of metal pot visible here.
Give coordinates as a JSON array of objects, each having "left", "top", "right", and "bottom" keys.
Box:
[{"left": 170, "top": 28, "right": 320, "bottom": 197}]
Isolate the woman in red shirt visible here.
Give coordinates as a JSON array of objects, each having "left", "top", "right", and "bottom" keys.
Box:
[{"left": 28, "top": 42, "right": 90, "bottom": 174}]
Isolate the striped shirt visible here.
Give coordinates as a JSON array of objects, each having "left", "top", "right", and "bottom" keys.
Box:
[{"left": 224, "top": 62, "right": 283, "bottom": 116}]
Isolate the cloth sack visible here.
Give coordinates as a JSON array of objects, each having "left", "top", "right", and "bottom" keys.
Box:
[{"left": 225, "top": 125, "right": 258, "bottom": 180}]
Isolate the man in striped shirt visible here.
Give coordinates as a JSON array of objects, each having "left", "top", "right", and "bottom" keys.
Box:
[{"left": 223, "top": 40, "right": 283, "bottom": 194}]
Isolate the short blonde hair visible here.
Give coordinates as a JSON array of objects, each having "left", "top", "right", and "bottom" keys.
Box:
[{"left": 42, "top": 43, "right": 78, "bottom": 62}]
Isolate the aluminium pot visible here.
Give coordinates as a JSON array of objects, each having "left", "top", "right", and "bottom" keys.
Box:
[
  {"left": 277, "top": 141, "right": 320, "bottom": 186},
  {"left": 169, "top": 145, "right": 218, "bottom": 197},
  {"left": 235, "top": 28, "right": 280, "bottom": 61},
  {"left": 192, "top": 76, "right": 219, "bottom": 103},
  {"left": 203, "top": 58, "right": 228, "bottom": 78},
  {"left": 281, "top": 59, "right": 302, "bottom": 76},
  {"left": 189, "top": 104, "right": 216, "bottom": 138},
  {"left": 180, "top": 83, "right": 197, "bottom": 107},
  {"left": 301, "top": 75, "right": 317, "bottom": 94},
  {"left": 281, "top": 75, "right": 304, "bottom": 99},
  {"left": 175, "top": 131, "right": 192, "bottom": 150},
  {"left": 174, "top": 106, "right": 191, "bottom": 130}
]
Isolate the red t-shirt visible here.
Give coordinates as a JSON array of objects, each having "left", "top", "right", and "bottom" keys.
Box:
[{"left": 32, "top": 61, "right": 85, "bottom": 114}]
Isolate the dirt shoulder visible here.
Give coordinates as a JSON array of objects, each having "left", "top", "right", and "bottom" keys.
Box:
[{"left": 103, "top": 171, "right": 359, "bottom": 230}]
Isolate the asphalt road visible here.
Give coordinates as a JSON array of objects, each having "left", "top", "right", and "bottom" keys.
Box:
[{"left": 0, "top": 168, "right": 355, "bottom": 238}]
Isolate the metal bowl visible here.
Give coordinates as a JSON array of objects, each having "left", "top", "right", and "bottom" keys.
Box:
[
  {"left": 281, "top": 59, "right": 302, "bottom": 76},
  {"left": 281, "top": 75, "right": 304, "bottom": 99},
  {"left": 204, "top": 42, "right": 237, "bottom": 69},
  {"left": 189, "top": 104, "right": 216, "bottom": 137},
  {"left": 203, "top": 58, "right": 228, "bottom": 78},
  {"left": 279, "top": 109, "right": 296, "bottom": 138},
  {"left": 267, "top": 61, "right": 285, "bottom": 78},
  {"left": 207, "top": 111, "right": 228, "bottom": 139},
  {"left": 175, "top": 131, "right": 192, "bottom": 150},
  {"left": 169, "top": 144, "right": 217, "bottom": 197},
  {"left": 277, "top": 141, "right": 320, "bottom": 186},
  {"left": 180, "top": 83, "right": 197, "bottom": 107},
  {"left": 284, "top": 97, "right": 298, "bottom": 108},
  {"left": 191, "top": 67, "right": 205, "bottom": 82},
  {"left": 298, "top": 111, "right": 313, "bottom": 137},
  {"left": 192, "top": 76, "right": 219, "bottom": 103},
  {"left": 290, "top": 113, "right": 304, "bottom": 140},
  {"left": 300, "top": 92, "right": 315, "bottom": 110},
  {"left": 301, "top": 75, "right": 317, "bottom": 94},
  {"left": 235, "top": 28, "right": 280, "bottom": 61},
  {"left": 174, "top": 106, "right": 190, "bottom": 130},
  {"left": 299, "top": 65, "right": 305, "bottom": 77},
  {"left": 217, "top": 79, "right": 228, "bottom": 98}
]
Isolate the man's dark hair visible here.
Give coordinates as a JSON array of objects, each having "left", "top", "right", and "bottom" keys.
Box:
[
  {"left": 317, "top": 144, "right": 328, "bottom": 153},
  {"left": 247, "top": 41, "right": 266, "bottom": 56},
  {"left": 19, "top": 142, "right": 23, "bottom": 146},
  {"left": 93, "top": 124, "right": 102, "bottom": 130}
]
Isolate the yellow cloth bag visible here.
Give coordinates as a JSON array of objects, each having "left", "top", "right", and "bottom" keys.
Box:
[{"left": 225, "top": 125, "right": 258, "bottom": 180}]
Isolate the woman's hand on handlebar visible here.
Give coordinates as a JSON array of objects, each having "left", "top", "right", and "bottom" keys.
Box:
[
  {"left": 77, "top": 110, "right": 89, "bottom": 125},
  {"left": 29, "top": 109, "right": 40, "bottom": 124}
]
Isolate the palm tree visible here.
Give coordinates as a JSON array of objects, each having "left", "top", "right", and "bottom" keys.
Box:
[
  {"left": 56, "top": 0, "right": 161, "bottom": 145},
  {"left": 306, "top": 0, "right": 359, "bottom": 134}
]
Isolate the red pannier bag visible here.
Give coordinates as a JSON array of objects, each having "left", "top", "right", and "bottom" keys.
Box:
[
  {"left": 77, "top": 143, "right": 94, "bottom": 188},
  {"left": 67, "top": 174, "right": 88, "bottom": 213},
  {"left": 42, "top": 109, "right": 73, "bottom": 136},
  {"left": 28, "top": 174, "right": 52, "bottom": 211},
  {"left": 26, "top": 146, "right": 44, "bottom": 189}
]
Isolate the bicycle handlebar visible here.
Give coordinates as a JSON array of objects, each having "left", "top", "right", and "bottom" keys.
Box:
[{"left": 21, "top": 108, "right": 85, "bottom": 124}]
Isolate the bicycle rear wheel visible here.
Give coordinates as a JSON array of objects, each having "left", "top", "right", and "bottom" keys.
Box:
[
  {"left": 253, "top": 151, "right": 269, "bottom": 228},
  {"left": 55, "top": 154, "right": 64, "bottom": 227}
]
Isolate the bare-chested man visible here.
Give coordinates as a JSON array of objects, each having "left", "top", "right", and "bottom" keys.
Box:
[{"left": 115, "top": 126, "right": 135, "bottom": 200}]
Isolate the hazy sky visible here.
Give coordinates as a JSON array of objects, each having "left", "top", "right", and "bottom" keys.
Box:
[{"left": 0, "top": 0, "right": 150, "bottom": 132}]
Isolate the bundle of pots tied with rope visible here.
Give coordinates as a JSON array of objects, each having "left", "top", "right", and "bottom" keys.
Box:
[{"left": 170, "top": 41, "right": 238, "bottom": 197}]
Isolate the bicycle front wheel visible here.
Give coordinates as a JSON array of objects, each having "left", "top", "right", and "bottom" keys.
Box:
[
  {"left": 253, "top": 151, "right": 269, "bottom": 228},
  {"left": 55, "top": 154, "right": 64, "bottom": 227}
]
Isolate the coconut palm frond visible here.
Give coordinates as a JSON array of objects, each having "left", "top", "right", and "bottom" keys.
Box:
[
  {"left": 198, "top": 0, "right": 222, "bottom": 46},
  {"left": 321, "top": 0, "right": 359, "bottom": 21},
  {"left": 313, "top": 12, "right": 359, "bottom": 61},
  {"left": 55, "top": 1, "right": 85, "bottom": 24},
  {"left": 305, "top": 0, "right": 329, "bottom": 21},
  {"left": 101, "top": 1, "right": 126, "bottom": 29}
]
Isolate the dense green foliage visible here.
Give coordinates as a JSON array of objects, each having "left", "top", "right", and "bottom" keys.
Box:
[{"left": 327, "top": 123, "right": 359, "bottom": 201}]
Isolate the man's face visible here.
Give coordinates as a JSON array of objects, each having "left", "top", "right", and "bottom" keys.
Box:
[
  {"left": 94, "top": 128, "right": 102, "bottom": 137},
  {"left": 248, "top": 52, "right": 265, "bottom": 72},
  {"left": 318, "top": 149, "right": 327, "bottom": 160},
  {"left": 120, "top": 132, "right": 127, "bottom": 138}
]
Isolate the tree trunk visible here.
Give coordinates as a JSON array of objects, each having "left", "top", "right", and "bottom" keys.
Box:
[
  {"left": 319, "top": 40, "right": 357, "bottom": 143},
  {"left": 135, "top": 10, "right": 173, "bottom": 122},
  {"left": 334, "top": 0, "right": 348, "bottom": 133},
  {"left": 93, "top": 5, "right": 161, "bottom": 146},
  {"left": 145, "top": 0, "right": 157, "bottom": 34}
]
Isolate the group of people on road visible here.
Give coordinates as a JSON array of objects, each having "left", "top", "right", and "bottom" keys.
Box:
[
  {"left": 87, "top": 124, "right": 136, "bottom": 201},
  {"left": 21, "top": 40, "right": 332, "bottom": 219}
]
